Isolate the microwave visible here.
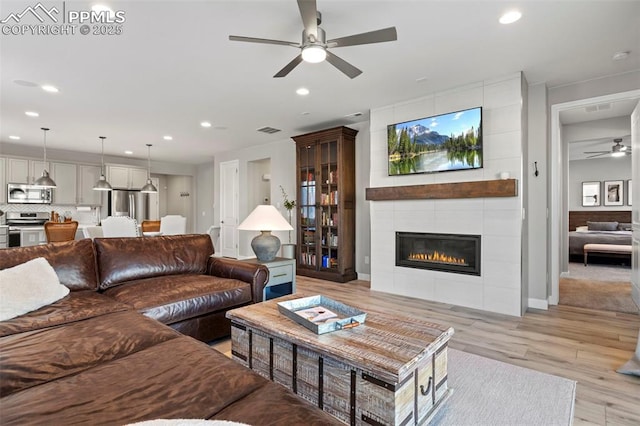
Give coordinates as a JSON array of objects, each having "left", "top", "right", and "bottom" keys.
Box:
[{"left": 7, "top": 183, "right": 52, "bottom": 204}]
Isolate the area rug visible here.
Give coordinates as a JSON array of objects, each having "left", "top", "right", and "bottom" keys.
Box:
[
  {"left": 433, "top": 349, "right": 576, "bottom": 426},
  {"left": 559, "top": 278, "right": 639, "bottom": 314},
  {"left": 566, "top": 261, "right": 631, "bottom": 282}
]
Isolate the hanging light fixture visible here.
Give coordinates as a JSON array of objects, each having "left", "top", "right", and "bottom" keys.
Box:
[
  {"left": 93, "top": 136, "right": 112, "bottom": 191},
  {"left": 141, "top": 143, "right": 158, "bottom": 193},
  {"left": 34, "top": 127, "right": 57, "bottom": 188}
]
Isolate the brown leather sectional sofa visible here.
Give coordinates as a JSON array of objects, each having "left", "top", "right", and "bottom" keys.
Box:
[{"left": 0, "top": 235, "right": 340, "bottom": 425}]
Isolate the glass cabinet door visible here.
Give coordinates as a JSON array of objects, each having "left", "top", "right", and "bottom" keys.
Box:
[
  {"left": 319, "top": 140, "right": 339, "bottom": 271},
  {"left": 298, "top": 144, "right": 317, "bottom": 269}
]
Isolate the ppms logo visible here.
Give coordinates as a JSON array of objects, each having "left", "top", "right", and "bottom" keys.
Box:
[{"left": 0, "top": 2, "right": 59, "bottom": 24}]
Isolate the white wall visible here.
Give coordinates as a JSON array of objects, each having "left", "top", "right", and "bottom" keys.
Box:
[
  {"left": 526, "top": 83, "right": 549, "bottom": 304},
  {"left": 569, "top": 156, "right": 632, "bottom": 210},
  {"left": 369, "top": 73, "right": 524, "bottom": 316}
]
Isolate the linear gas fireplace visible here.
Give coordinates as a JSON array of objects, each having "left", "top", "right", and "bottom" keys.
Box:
[{"left": 396, "top": 232, "right": 481, "bottom": 276}]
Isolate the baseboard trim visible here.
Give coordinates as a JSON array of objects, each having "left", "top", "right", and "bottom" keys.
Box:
[
  {"left": 528, "top": 298, "right": 549, "bottom": 310},
  {"left": 357, "top": 273, "right": 371, "bottom": 281}
]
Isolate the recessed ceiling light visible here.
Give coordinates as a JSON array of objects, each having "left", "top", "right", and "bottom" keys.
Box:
[
  {"left": 301, "top": 111, "right": 311, "bottom": 116},
  {"left": 9, "top": 135, "right": 21, "bottom": 140},
  {"left": 200, "top": 121, "right": 212, "bottom": 128},
  {"left": 41, "top": 84, "right": 59, "bottom": 93},
  {"left": 125, "top": 150, "right": 133, "bottom": 155},
  {"left": 296, "top": 87, "right": 310, "bottom": 96},
  {"left": 415, "top": 76, "right": 428, "bottom": 83},
  {"left": 92, "top": 4, "right": 114, "bottom": 14},
  {"left": 612, "top": 51, "right": 630, "bottom": 61},
  {"left": 499, "top": 10, "right": 522, "bottom": 24},
  {"left": 25, "top": 111, "right": 39, "bottom": 117},
  {"left": 163, "top": 135, "right": 173, "bottom": 141}
]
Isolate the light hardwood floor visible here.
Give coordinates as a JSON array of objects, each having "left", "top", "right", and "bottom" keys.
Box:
[{"left": 295, "top": 276, "right": 640, "bottom": 425}]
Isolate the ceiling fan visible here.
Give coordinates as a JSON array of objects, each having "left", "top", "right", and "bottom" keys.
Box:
[
  {"left": 229, "top": 0, "right": 397, "bottom": 79},
  {"left": 584, "top": 138, "right": 632, "bottom": 158}
]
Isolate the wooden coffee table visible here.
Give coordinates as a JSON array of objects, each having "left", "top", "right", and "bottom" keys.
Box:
[{"left": 226, "top": 294, "right": 454, "bottom": 425}]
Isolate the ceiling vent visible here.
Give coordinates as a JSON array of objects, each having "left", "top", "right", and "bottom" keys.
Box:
[
  {"left": 345, "top": 112, "right": 364, "bottom": 119},
  {"left": 585, "top": 103, "right": 611, "bottom": 113},
  {"left": 257, "top": 126, "right": 281, "bottom": 134}
]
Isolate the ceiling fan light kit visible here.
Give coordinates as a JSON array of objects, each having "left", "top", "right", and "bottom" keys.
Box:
[
  {"left": 583, "top": 137, "right": 632, "bottom": 159},
  {"left": 229, "top": 0, "right": 397, "bottom": 78}
]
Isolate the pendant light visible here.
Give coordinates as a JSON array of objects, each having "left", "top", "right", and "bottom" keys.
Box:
[
  {"left": 93, "top": 136, "right": 112, "bottom": 191},
  {"left": 141, "top": 144, "right": 158, "bottom": 193},
  {"left": 34, "top": 127, "right": 57, "bottom": 188}
]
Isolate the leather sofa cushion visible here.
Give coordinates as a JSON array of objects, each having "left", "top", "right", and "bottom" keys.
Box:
[
  {"left": 103, "top": 274, "right": 252, "bottom": 324},
  {"left": 0, "top": 337, "right": 271, "bottom": 424},
  {"left": 95, "top": 234, "right": 214, "bottom": 290},
  {"left": 0, "top": 239, "right": 98, "bottom": 291},
  {"left": 0, "top": 291, "right": 130, "bottom": 338},
  {"left": 213, "top": 381, "right": 342, "bottom": 425},
  {"left": 0, "top": 310, "right": 180, "bottom": 397}
]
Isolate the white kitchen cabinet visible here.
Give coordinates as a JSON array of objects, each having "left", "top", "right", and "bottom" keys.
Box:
[
  {"left": 51, "top": 162, "right": 77, "bottom": 205},
  {"left": 20, "top": 228, "right": 46, "bottom": 247},
  {"left": 0, "top": 157, "right": 5, "bottom": 203},
  {"left": 7, "top": 157, "right": 50, "bottom": 184},
  {"left": 78, "top": 164, "right": 103, "bottom": 205},
  {"left": 107, "top": 165, "right": 148, "bottom": 190}
]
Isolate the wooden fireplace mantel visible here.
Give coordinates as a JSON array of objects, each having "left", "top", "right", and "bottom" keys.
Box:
[{"left": 365, "top": 178, "right": 518, "bottom": 201}]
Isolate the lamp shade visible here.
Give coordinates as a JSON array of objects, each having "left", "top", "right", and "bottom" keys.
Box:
[
  {"left": 237, "top": 205, "right": 293, "bottom": 231},
  {"left": 238, "top": 205, "right": 293, "bottom": 262}
]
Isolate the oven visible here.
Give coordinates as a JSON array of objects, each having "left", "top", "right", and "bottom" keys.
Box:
[{"left": 6, "top": 212, "right": 49, "bottom": 247}]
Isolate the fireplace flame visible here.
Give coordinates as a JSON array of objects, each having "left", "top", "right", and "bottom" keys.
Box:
[{"left": 409, "top": 250, "right": 467, "bottom": 265}]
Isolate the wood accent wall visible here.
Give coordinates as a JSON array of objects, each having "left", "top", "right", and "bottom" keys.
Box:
[
  {"left": 569, "top": 210, "right": 632, "bottom": 231},
  {"left": 365, "top": 179, "right": 517, "bottom": 201}
]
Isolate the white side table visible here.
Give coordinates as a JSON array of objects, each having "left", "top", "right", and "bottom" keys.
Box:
[{"left": 242, "top": 257, "right": 296, "bottom": 300}]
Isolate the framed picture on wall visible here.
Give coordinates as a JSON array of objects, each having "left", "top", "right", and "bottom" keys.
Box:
[
  {"left": 581, "top": 181, "right": 601, "bottom": 207},
  {"left": 604, "top": 180, "right": 624, "bottom": 206},
  {"left": 628, "top": 180, "right": 633, "bottom": 206}
]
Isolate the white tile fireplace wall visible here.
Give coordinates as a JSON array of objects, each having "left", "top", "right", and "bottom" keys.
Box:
[{"left": 369, "top": 73, "right": 524, "bottom": 316}]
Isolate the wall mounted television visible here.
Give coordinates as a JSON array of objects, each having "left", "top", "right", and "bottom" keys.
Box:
[{"left": 387, "top": 106, "right": 482, "bottom": 175}]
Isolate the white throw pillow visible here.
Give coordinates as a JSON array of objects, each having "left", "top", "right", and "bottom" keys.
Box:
[
  {"left": 0, "top": 257, "right": 70, "bottom": 321},
  {"left": 575, "top": 226, "right": 588, "bottom": 232}
]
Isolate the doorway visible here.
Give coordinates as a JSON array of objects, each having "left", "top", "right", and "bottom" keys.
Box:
[
  {"left": 550, "top": 89, "right": 640, "bottom": 310},
  {"left": 219, "top": 160, "right": 239, "bottom": 258}
]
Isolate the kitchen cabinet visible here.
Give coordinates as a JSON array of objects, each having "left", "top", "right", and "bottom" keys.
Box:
[
  {"left": 78, "top": 165, "right": 103, "bottom": 205},
  {"left": 0, "top": 226, "right": 7, "bottom": 249},
  {"left": 7, "top": 157, "right": 49, "bottom": 185},
  {"left": 292, "top": 126, "right": 357, "bottom": 283},
  {"left": 107, "top": 166, "right": 148, "bottom": 190},
  {"left": 0, "top": 157, "right": 5, "bottom": 203},
  {"left": 51, "top": 162, "right": 77, "bottom": 205}
]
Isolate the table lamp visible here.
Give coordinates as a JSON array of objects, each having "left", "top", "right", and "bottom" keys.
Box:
[{"left": 238, "top": 205, "right": 294, "bottom": 262}]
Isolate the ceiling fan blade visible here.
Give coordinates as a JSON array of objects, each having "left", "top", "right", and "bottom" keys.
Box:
[
  {"left": 586, "top": 153, "right": 608, "bottom": 158},
  {"left": 274, "top": 54, "right": 304, "bottom": 78},
  {"left": 297, "top": 0, "right": 318, "bottom": 39},
  {"left": 583, "top": 151, "right": 609, "bottom": 154},
  {"left": 325, "top": 51, "right": 362, "bottom": 79},
  {"left": 327, "top": 27, "right": 397, "bottom": 48},
  {"left": 229, "top": 35, "right": 299, "bottom": 48}
]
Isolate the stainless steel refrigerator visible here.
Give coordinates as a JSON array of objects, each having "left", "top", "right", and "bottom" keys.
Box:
[{"left": 108, "top": 190, "right": 150, "bottom": 224}]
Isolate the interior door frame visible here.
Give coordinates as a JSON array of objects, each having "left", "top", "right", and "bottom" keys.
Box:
[{"left": 550, "top": 89, "right": 640, "bottom": 305}]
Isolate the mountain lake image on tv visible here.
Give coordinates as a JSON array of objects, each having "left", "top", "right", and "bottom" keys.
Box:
[{"left": 388, "top": 107, "right": 482, "bottom": 175}]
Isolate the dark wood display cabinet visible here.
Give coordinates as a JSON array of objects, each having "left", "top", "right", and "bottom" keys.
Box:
[{"left": 292, "top": 126, "right": 357, "bottom": 283}]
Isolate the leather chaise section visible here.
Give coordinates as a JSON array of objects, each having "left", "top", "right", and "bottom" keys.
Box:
[
  {"left": 0, "top": 310, "right": 180, "bottom": 397},
  {"left": 103, "top": 274, "right": 252, "bottom": 324},
  {"left": 0, "top": 337, "right": 272, "bottom": 426}
]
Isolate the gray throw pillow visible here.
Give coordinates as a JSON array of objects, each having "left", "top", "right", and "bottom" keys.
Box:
[
  {"left": 587, "top": 221, "right": 618, "bottom": 231},
  {"left": 617, "top": 222, "right": 632, "bottom": 231}
]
